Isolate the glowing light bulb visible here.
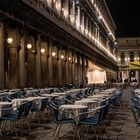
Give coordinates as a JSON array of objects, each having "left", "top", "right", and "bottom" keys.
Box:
[
  {"left": 7, "top": 38, "right": 13, "bottom": 44},
  {"left": 52, "top": 52, "right": 56, "bottom": 57},
  {"left": 27, "top": 44, "right": 32, "bottom": 49},
  {"left": 61, "top": 55, "right": 64, "bottom": 59},
  {"left": 41, "top": 48, "right": 45, "bottom": 53}
]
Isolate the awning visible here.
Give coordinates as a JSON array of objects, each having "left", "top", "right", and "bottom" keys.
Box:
[{"left": 129, "top": 62, "right": 140, "bottom": 70}]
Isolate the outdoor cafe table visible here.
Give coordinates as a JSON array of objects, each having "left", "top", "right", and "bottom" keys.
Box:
[
  {"left": 41, "top": 94, "right": 59, "bottom": 97},
  {"left": 88, "top": 94, "right": 110, "bottom": 99},
  {"left": 75, "top": 100, "right": 97, "bottom": 109},
  {"left": 25, "top": 90, "right": 40, "bottom": 96},
  {"left": 52, "top": 92, "right": 67, "bottom": 96},
  {"left": 27, "top": 96, "right": 47, "bottom": 100},
  {"left": 0, "top": 102, "right": 12, "bottom": 117},
  {"left": 59, "top": 104, "right": 88, "bottom": 120},
  {"left": 9, "top": 89, "right": 20, "bottom": 92},
  {"left": 12, "top": 98, "right": 29, "bottom": 107},
  {"left": 0, "top": 92, "right": 9, "bottom": 101},
  {"left": 135, "top": 89, "right": 140, "bottom": 94},
  {"left": 27, "top": 96, "right": 48, "bottom": 111},
  {"left": 41, "top": 94, "right": 60, "bottom": 102},
  {"left": 65, "top": 89, "right": 82, "bottom": 95},
  {"left": 40, "top": 88, "right": 54, "bottom": 94}
]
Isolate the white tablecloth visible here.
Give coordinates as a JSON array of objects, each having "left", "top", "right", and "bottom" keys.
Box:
[
  {"left": 12, "top": 98, "right": 28, "bottom": 107},
  {"left": 59, "top": 104, "right": 88, "bottom": 120},
  {"left": 75, "top": 100, "right": 97, "bottom": 109},
  {"left": 0, "top": 102, "right": 12, "bottom": 117}
]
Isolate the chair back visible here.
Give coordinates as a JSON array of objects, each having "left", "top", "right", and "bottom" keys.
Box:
[
  {"left": 40, "top": 99, "right": 48, "bottom": 111},
  {"left": 97, "top": 105, "right": 106, "bottom": 123},
  {"left": 49, "top": 101, "right": 59, "bottom": 121},
  {"left": 131, "top": 104, "right": 140, "bottom": 125},
  {"left": 131, "top": 95, "right": 140, "bottom": 106},
  {"left": 109, "top": 94, "right": 118, "bottom": 105},
  {"left": 101, "top": 103, "right": 110, "bottom": 120},
  {"left": 17, "top": 103, "right": 27, "bottom": 119},
  {"left": 23, "top": 101, "right": 32, "bottom": 117}
]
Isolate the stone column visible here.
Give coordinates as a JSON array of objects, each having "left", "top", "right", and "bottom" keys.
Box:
[
  {"left": 82, "top": 57, "right": 86, "bottom": 84},
  {"left": 58, "top": 49, "right": 62, "bottom": 86},
  {"left": 79, "top": 56, "right": 83, "bottom": 84},
  {"left": 48, "top": 43, "right": 53, "bottom": 86},
  {"left": 26, "top": 38, "right": 36, "bottom": 87},
  {"left": 70, "top": 0, "right": 75, "bottom": 25},
  {"left": 0, "top": 21, "right": 5, "bottom": 88},
  {"left": 7, "top": 30, "right": 21, "bottom": 88},
  {"left": 52, "top": 47, "right": 59, "bottom": 86},
  {"left": 36, "top": 38, "right": 41, "bottom": 87},
  {"left": 85, "top": 17, "right": 89, "bottom": 36},
  {"left": 71, "top": 62, "right": 74, "bottom": 83},
  {"left": 95, "top": 27, "right": 98, "bottom": 45},
  {"left": 48, "top": 0, "right": 52, "bottom": 7},
  {"left": 76, "top": 5, "right": 80, "bottom": 30},
  {"left": 8, "top": 47, "right": 19, "bottom": 88},
  {"left": 65, "top": 50, "right": 69, "bottom": 84},
  {"left": 74, "top": 54, "right": 78, "bottom": 85},
  {"left": 81, "top": 11, "right": 85, "bottom": 33},
  {"left": 27, "top": 51, "right": 36, "bottom": 87},
  {"left": 41, "top": 42, "right": 48, "bottom": 87},
  {"left": 56, "top": 0, "right": 61, "bottom": 15},
  {"left": 97, "top": 29, "right": 100, "bottom": 44},
  {"left": 19, "top": 37, "right": 26, "bottom": 87},
  {"left": 63, "top": 0, "right": 69, "bottom": 20}
]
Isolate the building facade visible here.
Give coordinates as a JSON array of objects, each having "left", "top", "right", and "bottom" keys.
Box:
[
  {"left": 0, "top": 0, "right": 118, "bottom": 89},
  {"left": 117, "top": 37, "right": 140, "bottom": 83}
]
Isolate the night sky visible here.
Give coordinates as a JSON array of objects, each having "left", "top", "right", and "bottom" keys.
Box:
[{"left": 105, "top": 0, "right": 140, "bottom": 37}]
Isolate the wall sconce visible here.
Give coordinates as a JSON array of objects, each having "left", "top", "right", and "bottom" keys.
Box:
[
  {"left": 52, "top": 52, "right": 56, "bottom": 57},
  {"left": 98, "top": 15, "right": 103, "bottom": 20},
  {"left": 115, "top": 41, "right": 118, "bottom": 45},
  {"left": 64, "top": 11, "right": 68, "bottom": 17},
  {"left": 68, "top": 57, "right": 71, "bottom": 61},
  {"left": 7, "top": 37, "right": 13, "bottom": 44},
  {"left": 62, "top": 8, "right": 64, "bottom": 11},
  {"left": 61, "top": 55, "right": 64, "bottom": 59},
  {"left": 32, "top": 50, "right": 36, "bottom": 53},
  {"left": 41, "top": 48, "right": 45, "bottom": 54},
  {"left": 118, "top": 58, "right": 120, "bottom": 62},
  {"left": 81, "top": 25, "right": 84, "bottom": 31},
  {"left": 27, "top": 43, "right": 32, "bottom": 49}
]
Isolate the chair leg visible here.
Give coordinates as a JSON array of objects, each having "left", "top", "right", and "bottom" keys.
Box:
[
  {"left": 2, "top": 120, "right": 7, "bottom": 132},
  {"left": 54, "top": 123, "right": 62, "bottom": 140},
  {"left": 96, "top": 126, "right": 103, "bottom": 140},
  {"left": 135, "top": 128, "right": 140, "bottom": 140},
  {"left": 18, "top": 120, "right": 23, "bottom": 136},
  {"left": 13, "top": 121, "right": 18, "bottom": 136},
  {"left": 0, "top": 121, "right": 2, "bottom": 136},
  {"left": 26, "top": 118, "right": 31, "bottom": 132},
  {"left": 74, "top": 125, "right": 81, "bottom": 140},
  {"left": 93, "top": 127, "right": 99, "bottom": 140}
]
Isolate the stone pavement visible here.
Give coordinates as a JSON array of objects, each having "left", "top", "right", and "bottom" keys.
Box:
[{"left": 0, "top": 87, "right": 139, "bottom": 140}]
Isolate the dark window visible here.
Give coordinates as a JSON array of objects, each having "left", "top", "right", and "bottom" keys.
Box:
[
  {"left": 130, "top": 52, "right": 134, "bottom": 62},
  {"left": 120, "top": 52, "right": 125, "bottom": 64}
]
